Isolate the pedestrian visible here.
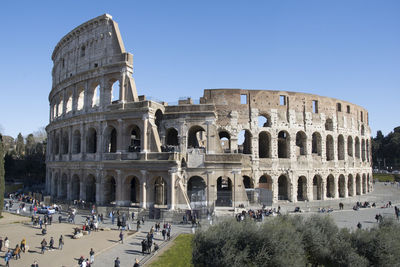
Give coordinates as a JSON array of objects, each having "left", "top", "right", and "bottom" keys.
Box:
[
  {"left": 40, "top": 238, "right": 47, "bottom": 254},
  {"left": 133, "top": 258, "right": 140, "bottom": 267},
  {"left": 119, "top": 230, "right": 124, "bottom": 244},
  {"left": 131, "top": 211, "right": 135, "bottom": 221},
  {"left": 14, "top": 244, "right": 21, "bottom": 259},
  {"left": 141, "top": 239, "right": 147, "bottom": 255},
  {"left": 162, "top": 229, "right": 166, "bottom": 240},
  {"left": 59, "top": 235, "right": 64, "bottom": 250},
  {"left": 137, "top": 219, "right": 141, "bottom": 231},
  {"left": 5, "top": 249, "right": 12, "bottom": 267},
  {"left": 114, "top": 257, "right": 120, "bottom": 267},
  {"left": 357, "top": 222, "right": 362, "bottom": 229},
  {"left": 4, "top": 237, "right": 9, "bottom": 251},
  {"left": 90, "top": 248, "right": 95, "bottom": 264},
  {"left": 21, "top": 238, "right": 26, "bottom": 253},
  {"left": 167, "top": 228, "right": 171, "bottom": 240},
  {"left": 0, "top": 236, "right": 3, "bottom": 252},
  {"left": 142, "top": 216, "right": 145, "bottom": 224},
  {"left": 49, "top": 237, "right": 54, "bottom": 250},
  {"left": 59, "top": 215, "right": 62, "bottom": 223}
]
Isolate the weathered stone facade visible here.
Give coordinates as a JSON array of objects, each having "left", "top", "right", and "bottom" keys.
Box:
[{"left": 46, "top": 14, "right": 372, "bottom": 210}]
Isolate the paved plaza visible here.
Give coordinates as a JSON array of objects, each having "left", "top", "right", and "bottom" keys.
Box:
[{"left": 0, "top": 182, "right": 399, "bottom": 266}]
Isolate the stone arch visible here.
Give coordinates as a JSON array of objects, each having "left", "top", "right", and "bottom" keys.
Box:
[
  {"left": 110, "top": 79, "right": 120, "bottom": 103},
  {"left": 90, "top": 82, "right": 100, "bottom": 108},
  {"left": 258, "top": 114, "right": 271, "bottom": 127},
  {"left": 325, "top": 118, "right": 333, "bottom": 131},
  {"left": 326, "top": 135, "right": 334, "bottom": 161},
  {"left": 258, "top": 175, "right": 272, "bottom": 190},
  {"left": 66, "top": 91, "right": 73, "bottom": 113},
  {"left": 155, "top": 109, "right": 163, "bottom": 135},
  {"left": 125, "top": 176, "right": 140, "bottom": 204},
  {"left": 127, "top": 124, "right": 141, "bottom": 152},
  {"left": 258, "top": 131, "right": 271, "bottom": 158},
  {"left": 356, "top": 174, "right": 361, "bottom": 195},
  {"left": 238, "top": 129, "right": 252, "bottom": 154},
  {"left": 216, "top": 176, "right": 232, "bottom": 207},
  {"left": 61, "top": 131, "right": 69, "bottom": 155},
  {"left": 188, "top": 125, "right": 206, "bottom": 149},
  {"left": 154, "top": 176, "right": 168, "bottom": 206},
  {"left": 326, "top": 174, "right": 335, "bottom": 198},
  {"left": 86, "top": 127, "right": 97, "bottom": 153},
  {"left": 297, "top": 176, "right": 307, "bottom": 201},
  {"left": 337, "top": 134, "right": 345, "bottom": 160},
  {"left": 338, "top": 174, "right": 345, "bottom": 198},
  {"left": 355, "top": 137, "right": 360, "bottom": 159},
  {"left": 166, "top": 128, "right": 179, "bottom": 147},
  {"left": 278, "top": 175, "right": 290, "bottom": 200},
  {"left": 104, "top": 176, "right": 117, "bottom": 204},
  {"left": 86, "top": 174, "right": 96, "bottom": 203},
  {"left": 278, "top": 131, "right": 290, "bottom": 158},
  {"left": 77, "top": 86, "right": 85, "bottom": 111},
  {"left": 54, "top": 132, "right": 60, "bottom": 155},
  {"left": 312, "top": 132, "right": 322, "bottom": 156},
  {"left": 313, "top": 175, "right": 323, "bottom": 200},
  {"left": 104, "top": 126, "right": 117, "bottom": 153},
  {"left": 219, "top": 130, "right": 231, "bottom": 153},
  {"left": 72, "top": 130, "right": 81, "bottom": 154},
  {"left": 361, "top": 139, "right": 366, "bottom": 162},
  {"left": 295, "top": 131, "right": 307, "bottom": 156},
  {"left": 348, "top": 174, "right": 354, "bottom": 196},
  {"left": 362, "top": 174, "right": 367, "bottom": 194},
  {"left": 71, "top": 174, "right": 80, "bottom": 200},
  {"left": 187, "top": 176, "right": 206, "bottom": 207},
  {"left": 347, "top": 136, "right": 353, "bottom": 157},
  {"left": 60, "top": 173, "right": 68, "bottom": 198}
]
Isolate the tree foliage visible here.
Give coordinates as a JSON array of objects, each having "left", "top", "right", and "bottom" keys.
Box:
[
  {"left": 372, "top": 127, "right": 400, "bottom": 169},
  {"left": 193, "top": 216, "right": 400, "bottom": 267}
]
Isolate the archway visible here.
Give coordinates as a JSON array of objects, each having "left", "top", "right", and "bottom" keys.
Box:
[
  {"left": 356, "top": 174, "right": 361, "bottom": 195},
  {"left": 216, "top": 177, "right": 232, "bottom": 207},
  {"left": 258, "top": 131, "right": 271, "bottom": 158},
  {"left": 278, "top": 131, "right": 290, "bottom": 158},
  {"left": 62, "top": 131, "right": 69, "bottom": 154},
  {"left": 166, "top": 128, "right": 179, "bottom": 146},
  {"left": 154, "top": 177, "right": 167, "bottom": 206},
  {"left": 127, "top": 176, "right": 140, "bottom": 204},
  {"left": 155, "top": 109, "right": 163, "bottom": 135},
  {"left": 188, "top": 126, "right": 206, "bottom": 149},
  {"left": 104, "top": 176, "right": 116, "bottom": 204},
  {"left": 338, "top": 175, "right": 345, "bottom": 198},
  {"left": 238, "top": 130, "right": 252, "bottom": 154},
  {"left": 355, "top": 137, "right": 360, "bottom": 159},
  {"left": 326, "top": 135, "right": 334, "bottom": 161},
  {"left": 105, "top": 127, "right": 117, "bottom": 153},
  {"left": 128, "top": 125, "right": 141, "bottom": 152},
  {"left": 312, "top": 132, "right": 322, "bottom": 156},
  {"left": 72, "top": 130, "right": 81, "bottom": 154},
  {"left": 348, "top": 174, "right": 354, "bottom": 196},
  {"left": 258, "top": 114, "right": 271, "bottom": 127},
  {"left": 338, "top": 135, "right": 345, "bottom": 160},
  {"left": 219, "top": 131, "right": 231, "bottom": 153},
  {"left": 187, "top": 176, "right": 206, "bottom": 207},
  {"left": 297, "top": 176, "right": 307, "bottom": 201},
  {"left": 278, "top": 175, "right": 289, "bottom": 200},
  {"left": 296, "top": 131, "right": 307, "bottom": 156},
  {"left": 86, "top": 128, "right": 97, "bottom": 153},
  {"left": 86, "top": 174, "right": 96, "bottom": 203},
  {"left": 243, "top": 176, "right": 254, "bottom": 203},
  {"left": 111, "top": 80, "right": 120, "bottom": 102},
  {"left": 347, "top": 136, "right": 353, "bottom": 157},
  {"left": 259, "top": 175, "right": 272, "bottom": 190},
  {"left": 313, "top": 175, "right": 322, "bottom": 200},
  {"left": 71, "top": 174, "right": 80, "bottom": 200},
  {"left": 326, "top": 175, "right": 335, "bottom": 198}
]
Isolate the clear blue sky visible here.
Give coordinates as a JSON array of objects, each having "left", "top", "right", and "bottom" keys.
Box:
[{"left": 1, "top": 0, "right": 399, "bottom": 138}]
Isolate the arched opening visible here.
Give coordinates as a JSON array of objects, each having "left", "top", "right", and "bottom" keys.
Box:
[
  {"left": 312, "top": 132, "right": 322, "bottom": 156},
  {"left": 91, "top": 84, "right": 100, "bottom": 108},
  {"left": 297, "top": 176, "right": 307, "bottom": 201},
  {"left": 338, "top": 175, "right": 345, "bottom": 198},
  {"left": 326, "top": 175, "right": 335, "bottom": 198},
  {"left": 326, "top": 135, "right": 334, "bottom": 161},
  {"left": 278, "top": 131, "right": 290, "bottom": 158},
  {"left": 71, "top": 175, "right": 80, "bottom": 201},
  {"left": 238, "top": 130, "right": 252, "bottom": 154},
  {"left": 216, "top": 176, "right": 232, "bottom": 207},
  {"left": 361, "top": 139, "right": 366, "bottom": 162},
  {"left": 72, "top": 130, "right": 81, "bottom": 154},
  {"left": 325, "top": 118, "right": 333, "bottom": 131},
  {"left": 154, "top": 177, "right": 167, "bottom": 206},
  {"left": 356, "top": 174, "right": 361, "bottom": 195},
  {"left": 295, "top": 131, "right": 307, "bottom": 156},
  {"left": 258, "top": 175, "right": 272, "bottom": 190},
  {"left": 188, "top": 126, "right": 206, "bottom": 149},
  {"left": 104, "top": 176, "right": 116, "bottom": 204},
  {"left": 128, "top": 125, "right": 141, "bottom": 152},
  {"left": 361, "top": 125, "right": 365, "bottom": 136},
  {"left": 86, "top": 128, "right": 97, "bottom": 153},
  {"left": 66, "top": 93, "right": 73, "bottom": 113},
  {"left": 243, "top": 176, "right": 254, "bottom": 188},
  {"left": 258, "top": 114, "right": 271, "bottom": 127},
  {"left": 86, "top": 175, "right": 96, "bottom": 203},
  {"left": 219, "top": 131, "right": 231, "bottom": 153},
  {"left": 187, "top": 176, "right": 206, "bottom": 208},
  {"left": 278, "top": 175, "right": 289, "bottom": 200},
  {"left": 313, "top": 175, "right": 322, "bottom": 200},
  {"left": 111, "top": 80, "right": 120, "bottom": 103},
  {"left": 57, "top": 98, "right": 63, "bottom": 117},
  {"left": 347, "top": 136, "right": 353, "bottom": 157},
  {"left": 77, "top": 87, "right": 84, "bottom": 111},
  {"left": 348, "top": 174, "right": 354, "bottom": 196},
  {"left": 54, "top": 133, "right": 60, "bottom": 155},
  {"left": 61, "top": 131, "right": 69, "bottom": 155},
  {"left": 104, "top": 127, "right": 117, "bottom": 153},
  {"left": 338, "top": 135, "right": 345, "bottom": 160},
  {"left": 258, "top": 131, "right": 271, "bottom": 158},
  {"left": 166, "top": 128, "right": 179, "bottom": 146},
  {"left": 128, "top": 176, "right": 140, "bottom": 204},
  {"left": 155, "top": 109, "right": 163, "bottom": 135},
  {"left": 362, "top": 174, "right": 366, "bottom": 194},
  {"left": 60, "top": 174, "right": 67, "bottom": 198},
  {"left": 355, "top": 137, "right": 360, "bottom": 159}
]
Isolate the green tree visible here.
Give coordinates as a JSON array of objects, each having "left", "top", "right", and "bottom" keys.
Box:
[
  {"left": 15, "top": 133, "right": 24, "bottom": 158},
  {"left": 25, "top": 133, "right": 35, "bottom": 156},
  {"left": 0, "top": 134, "right": 5, "bottom": 216}
]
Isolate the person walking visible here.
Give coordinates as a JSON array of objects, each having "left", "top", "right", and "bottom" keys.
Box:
[
  {"left": 137, "top": 219, "right": 141, "bottom": 231},
  {"left": 40, "top": 238, "right": 47, "bottom": 254},
  {"left": 89, "top": 248, "right": 95, "bottom": 264},
  {"left": 21, "top": 238, "right": 26, "bottom": 253},
  {"left": 133, "top": 258, "right": 140, "bottom": 267},
  {"left": 49, "top": 237, "right": 54, "bottom": 250},
  {"left": 114, "top": 257, "right": 120, "bottom": 267},
  {"left": 119, "top": 231, "right": 124, "bottom": 244},
  {"left": 162, "top": 228, "right": 166, "bottom": 241},
  {"left": 5, "top": 249, "right": 12, "bottom": 267},
  {"left": 58, "top": 235, "right": 64, "bottom": 250},
  {"left": 4, "top": 237, "right": 9, "bottom": 251},
  {"left": 14, "top": 244, "right": 21, "bottom": 259}
]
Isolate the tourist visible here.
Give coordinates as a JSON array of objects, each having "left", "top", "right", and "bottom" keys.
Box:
[
  {"left": 40, "top": 238, "right": 47, "bottom": 254},
  {"left": 162, "top": 228, "right": 166, "bottom": 240},
  {"left": 14, "top": 244, "right": 21, "bottom": 259},
  {"left": 357, "top": 222, "right": 362, "bottom": 229},
  {"left": 5, "top": 249, "right": 12, "bottom": 267},
  {"left": 21, "top": 238, "right": 26, "bottom": 253},
  {"left": 141, "top": 239, "right": 147, "bottom": 255},
  {"left": 137, "top": 219, "right": 141, "bottom": 231},
  {"left": 90, "top": 248, "right": 95, "bottom": 264},
  {"left": 133, "top": 258, "right": 140, "bottom": 267},
  {"left": 119, "top": 230, "right": 124, "bottom": 244},
  {"left": 114, "top": 257, "right": 121, "bottom": 267},
  {"left": 49, "top": 237, "right": 54, "bottom": 250},
  {"left": 4, "top": 237, "right": 9, "bottom": 251},
  {"left": 59, "top": 235, "right": 64, "bottom": 250}
]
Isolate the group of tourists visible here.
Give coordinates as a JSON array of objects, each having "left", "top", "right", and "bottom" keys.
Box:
[
  {"left": 1, "top": 236, "right": 31, "bottom": 266},
  {"left": 77, "top": 248, "right": 95, "bottom": 267}
]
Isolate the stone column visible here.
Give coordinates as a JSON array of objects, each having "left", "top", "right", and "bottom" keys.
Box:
[
  {"left": 306, "top": 175, "right": 313, "bottom": 201},
  {"left": 344, "top": 176, "right": 349, "bottom": 197},
  {"left": 321, "top": 177, "right": 327, "bottom": 200},
  {"left": 115, "top": 170, "right": 124, "bottom": 206},
  {"left": 333, "top": 175, "right": 339, "bottom": 199},
  {"left": 231, "top": 169, "right": 241, "bottom": 208},
  {"left": 95, "top": 169, "right": 103, "bottom": 204},
  {"left": 205, "top": 171, "right": 214, "bottom": 208},
  {"left": 272, "top": 176, "right": 278, "bottom": 203},
  {"left": 80, "top": 170, "right": 86, "bottom": 201},
  {"left": 142, "top": 114, "right": 149, "bottom": 152},
  {"left": 140, "top": 170, "right": 147, "bottom": 209},
  {"left": 169, "top": 169, "right": 177, "bottom": 210}
]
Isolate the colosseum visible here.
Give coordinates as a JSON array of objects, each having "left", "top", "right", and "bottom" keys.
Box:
[{"left": 45, "top": 14, "right": 372, "bottom": 212}]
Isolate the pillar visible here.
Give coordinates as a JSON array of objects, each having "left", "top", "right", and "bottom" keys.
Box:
[
  {"left": 169, "top": 170, "right": 177, "bottom": 210},
  {"left": 142, "top": 114, "right": 149, "bottom": 152},
  {"left": 140, "top": 170, "right": 147, "bottom": 209}
]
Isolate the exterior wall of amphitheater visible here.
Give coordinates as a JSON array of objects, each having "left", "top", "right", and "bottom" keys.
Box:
[{"left": 46, "top": 14, "right": 372, "bottom": 210}]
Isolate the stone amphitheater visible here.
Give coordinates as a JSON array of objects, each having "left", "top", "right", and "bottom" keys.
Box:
[{"left": 45, "top": 14, "right": 372, "bottom": 212}]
